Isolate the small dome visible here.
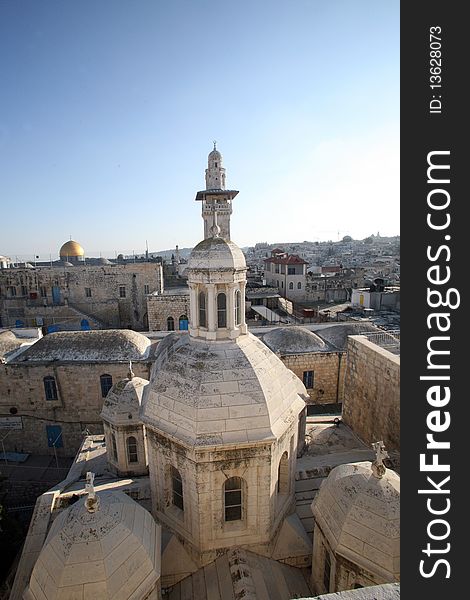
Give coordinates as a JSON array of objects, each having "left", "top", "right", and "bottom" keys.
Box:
[
  {"left": 59, "top": 240, "right": 85, "bottom": 258},
  {"left": 263, "top": 326, "right": 328, "bottom": 354},
  {"left": 312, "top": 462, "right": 400, "bottom": 580},
  {"left": 97, "top": 257, "right": 112, "bottom": 265},
  {"left": 101, "top": 375, "right": 149, "bottom": 425},
  {"left": 24, "top": 490, "right": 161, "bottom": 600},
  {"left": 141, "top": 331, "right": 306, "bottom": 446},
  {"left": 188, "top": 237, "right": 246, "bottom": 272}
]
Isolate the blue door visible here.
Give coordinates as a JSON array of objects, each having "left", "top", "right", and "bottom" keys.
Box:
[
  {"left": 179, "top": 315, "right": 189, "bottom": 331},
  {"left": 80, "top": 319, "right": 90, "bottom": 330},
  {"left": 52, "top": 286, "right": 61, "bottom": 305},
  {"left": 15, "top": 319, "right": 24, "bottom": 328},
  {"left": 46, "top": 425, "right": 63, "bottom": 448}
]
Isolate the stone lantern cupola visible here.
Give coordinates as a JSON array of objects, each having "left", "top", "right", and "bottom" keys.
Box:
[{"left": 101, "top": 363, "right": 149, "bottom": 477}]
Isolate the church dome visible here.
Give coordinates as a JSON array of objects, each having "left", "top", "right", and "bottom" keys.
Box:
[
  {"left": 188, "top": 236, "right": 246, "bottom": 272},
  {"left": 312, "top": 462, "right": 400, "bottom": 580},
  {"left": 101, "top": 372, "right": 149, "bottom": 425},
  {"left": 140, "top": 331, "right": 306, "bottom": 446},
  {"left": 263, "top": 326, "right": 328, "bottom": 354},
  {"left": 59, "top": 240, "right": 85, "bottom": 259},
  {"left": 24, "top": 490, "right": 161, "bottom": 600},
  {"left": 97, "top": 256, "right": 112, "bottom": 265}
]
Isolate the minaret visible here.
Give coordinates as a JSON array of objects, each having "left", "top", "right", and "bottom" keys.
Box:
[{"left": 195, "top": 142, "right": 239, "bottom": 240}]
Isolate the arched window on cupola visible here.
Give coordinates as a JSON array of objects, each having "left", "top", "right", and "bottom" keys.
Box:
[
  {"left": 199, "top": 291, "right": 207, "bottom": 327},
  {"left": 170, "top": 466, "right": 184, "bottom": 510},
  {"left": 289, "top": 282, "right": 294, "bottom": 290},
  {"left": 235, "top": 290, "right": 241, "bottom": 326},
  {"left": 277, "top": 451, "right": 289, "bottom": 494},
  {"left": 217, "top": 293, "right": 227, "bottom": 328},
  {"left": 126, "top": 436, "right": 138, "bottom": 463},
  {"left": 167, "top": 316, "right": 175, "bottom": 331},
  {"left": 111, "top": 433, "right": 118, "bottom": 462},
  {"left": 224, "top": 476, "right": 244, "bottom": 521}
]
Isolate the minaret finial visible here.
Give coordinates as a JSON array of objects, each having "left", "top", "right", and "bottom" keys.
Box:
[
  {"left": 210, "top": 207, "right": 221, "bottom": 238},
  {"left": 128, "top": 360, "right": 134, "bottom": 379},
  {"left": 371, "top": 441, "right": 389, "bottom": 479},
  {"left": 84, "top": 471, "right": 100, "bottom": 513},
  {"left": 213, "top": 140, "right": 217, "bottom": 151}
]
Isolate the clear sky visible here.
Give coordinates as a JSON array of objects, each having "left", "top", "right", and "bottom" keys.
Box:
[{"left": 0, "top": 0, "right": 399, "bottom": 260}]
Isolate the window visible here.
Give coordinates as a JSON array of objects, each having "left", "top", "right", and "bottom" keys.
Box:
[
  {"left": 43, "top": 376, "right": 58, "bottom": 400},
  {"left": 9, "top": 286, "right": 17, "bottom": 297},
  {"left": 235, "top": 290, "right": 241, "bottom": 326},
  {"left": 144, "top": 284, "right": 150, "bottom": 294},
  {"left": 40, "top": 286, "right": 47, "bottom": 298},
  {"left": 167, "top": 316, "right": 175, "bottom": 331},
  {"left": 21, "top": 285, "right": 28, "bottom": 296},
  {"left": 289, "top": 282, "right": 294, "bottom": 290},
  {"left": 199, "top": 291, "right": 207, "bottom": 327},
  {"left": 171, "top": 466, "right": 184, "bottom": 510},
  {"left": 288, "top": 267, "right": 295, "bottom": 275},
  {"left": 217, "top": 293, "right": 227, "bottom": 328},
  {"left": 119, "top": 286, "right": 126, "bottom": 298},
  {"left": 100, "top": 374, "right": 113, "bottom": 398},
  {"left": 281, "top": 281, "right": 284, "bottom": 288},
  {"left": 126, "top": 436, "right": 138, "bottom": 463},
  {"left": 277, "top": 451, "right": 289, "bottom": 494},
  {"left": 298, "top": 282, "right": 302, "bottom": 289},
  {"left": 275, "top": 264, "right": 280, "bottom": 274},
  {"left": 323, "top": 547, "right": 331, "bottom": 592},
  {"left": 303, "top": 370, "right": 314, "bottom": 389},
  {"left": 224, "top": 477, "right": 243, "bottom": 521},
  {"left": 111, "top": 433, "right": 118, "bottom": 461},
  {"left": 85, "top": 287, "right": 92, "bottom": 297}
]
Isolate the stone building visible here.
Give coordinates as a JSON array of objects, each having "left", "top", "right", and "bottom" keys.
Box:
[
  {"left": 147, "top": 288, "right": 190, "bottom": 332},
  {"left": 0, "top": 240, "right": 163, "bottom": 331},
  {"left": 264, "top": 249, "right": 308, "bottom": 301},
  {"left": 0, "top": 330, "right": 155, "bottom": 456}
]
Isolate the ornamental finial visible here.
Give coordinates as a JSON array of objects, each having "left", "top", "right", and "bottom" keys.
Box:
[
  {"left": 213, "top": 140, "right": 217, "bottom": 151},
  {"left": 84, "top": 471, "right": 100, "bottom": 513},
  {"left": 371, "top": 441, "right": 389, "bottom": 479},
  {"left": 128, "top": 360, "right": 134, "bottom": 379}
]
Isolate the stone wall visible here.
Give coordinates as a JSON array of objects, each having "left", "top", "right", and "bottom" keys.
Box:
[
  {"left": 0, "top": 262, "right": 163, "bottom": 330},
  {"left": 147, "top": 292, "right": 190, "bottom": 331},
  {"left": 342, "top": 336, "right": 400, "bottom": 452},
  {"left": 280, "top": 352, "right": 344, "bottom": 406},
  {"left": 0, "top": 361, "right": 151, "bottom": 457}
]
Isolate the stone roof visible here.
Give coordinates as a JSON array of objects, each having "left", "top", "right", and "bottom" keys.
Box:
[
  {"left": 262, "top": 326, "right": 332, "bottom": 354},
  {"left": 312, "top": 462, "right": 400, "bottom": 581},
  {"left": 24, "top": 490, "right": 161, "bottom": 600},
  {"left": 188, "top": 237, "right": 246, "bottom": 272},
  {"left": 14, "top": 330, "right": 151, "bottom": 363},
  {"left": 0, "top": 330, "right": 23, "bottom": 359},
  {"left": 311, "top": 583, "right": 400, "bottom": 600},
  {"left": 167, "top": 547, "right": 312, "bottom": 600},
  {"left": 101, "top": 375, "right": 149, "bottom": 425},
  {"left": 315, "top": 323, "right": 381, "bottom": 351},
  {"left": 141, "top": 331, "right": 306, "bottom": 446}
]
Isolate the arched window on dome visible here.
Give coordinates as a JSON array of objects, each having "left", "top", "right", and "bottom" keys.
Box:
[
  {"left": 111, "top": 433, "right": 118, "bottom": 462},
  {"left": 235, "top": 290, "right": 241, "bottom": 326},
  {"left": 199, "top": 291, "right": 207, "bottom": 327},
  {"left": 171, "top": 466, "right": 184, "bottom": 510},
  {"left": 289, "top": 282, "right": 294, "bottom": 290},
  {"left": 167, "top": 316, "right": 175, "bottom": 331},
  {"left": 217, "top": 293, "right": 227, "bottom": 328},
  {"left": 126, "top": 436, "right": 138, "bottom": 463},
  {"left": 100, "top": 374, "right": 113, "bottom": 398},
  {"left": 277, "top": 451, "right": 289, "bottom": 494},
  {"left": 224, "top": 476, "right": 244, "bottom": 521}
]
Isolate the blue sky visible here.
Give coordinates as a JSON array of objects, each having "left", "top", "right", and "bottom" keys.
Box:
[{"left": 0, "top": 0, "right": 399, "bottom": 259}]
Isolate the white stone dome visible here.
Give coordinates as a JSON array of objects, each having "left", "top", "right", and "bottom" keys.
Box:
[
  {"left": 24, "top": 490, "right": 161, "bottom": 600},
  {"left": 312, "top": 462, "right": 400, "bottom": 581},
  {"left": 140, "top": 331, "right": 306, "bottom": 446},
  {"left": 101, "top": 375, "right": 149, "bottom": 426},
  {"left": 188, "top": 236, "right": 246, "bottom": 272}
]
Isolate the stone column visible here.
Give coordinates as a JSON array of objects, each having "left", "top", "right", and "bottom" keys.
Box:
[
  {"left": 189, "top": 284, "right": 198, "bottom": 332},
  {"left": 239, "top": 281, "right": 248, "bottom": 334},
  {"left": 207, "top": 283, "right": 216, "bottom": 340},
  {"left": 227, "top": 283, "right": 235, "bottom": 332}
]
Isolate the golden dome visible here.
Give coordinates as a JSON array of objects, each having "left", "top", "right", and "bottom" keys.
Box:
[{"left": 59, "top": 240, "right": 85, "bottom": 258}]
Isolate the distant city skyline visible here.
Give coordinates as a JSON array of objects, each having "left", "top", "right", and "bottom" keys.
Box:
[{"left": 0, "top": 1, "right": 399, "bottom": 258}]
